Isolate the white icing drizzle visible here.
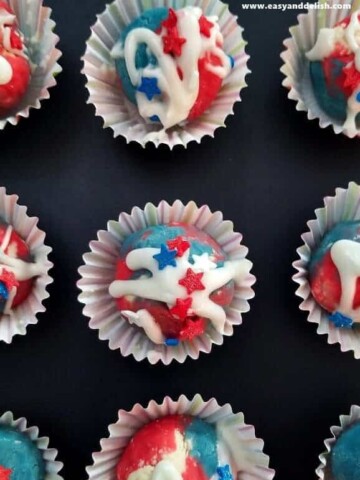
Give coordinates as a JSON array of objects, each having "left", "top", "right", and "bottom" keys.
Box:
[
  {"left": 109, "top": 247, "right": 252, "bottom": 342},
  {"left": 0, "top": 55, "right": 12, "bottom": 85},
  {"left": 330, "top": 239, "right": 360, "bottom": 322},
  {"left": 306, "top": 10, "right": 360, "bottom": 135},
  {"left": 0, "top": 225, "right": 46, "bottom": 313},
  {"left": 111, "top": 7, "right": 231, "bottom": 129},
  {"left": 121, "top": 309, "right": 165, "bottom": 344}
]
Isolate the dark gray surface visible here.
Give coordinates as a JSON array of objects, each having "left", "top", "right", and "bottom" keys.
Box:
[{"left": 0, "top": 0, "right": 359, "bottom": 478}]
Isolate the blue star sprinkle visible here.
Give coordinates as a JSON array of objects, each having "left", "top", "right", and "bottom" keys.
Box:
[
  {"left": 217, "top": 465, "right": 233, "bottom": 480},
  {"left": 137, "top": 77, "right": 161, "bottom": 101},
  {"left": 356, "top": 91, "right": 360, "bottom": 103},
  {"left": 329, "top": 311, "right": 353, "bottom": 329},
  {"left": 165, "top": 338, "right": 179, "bottom": 346},
  {"left": 153, "top": 244, "right": 177, "bottom": 270}
]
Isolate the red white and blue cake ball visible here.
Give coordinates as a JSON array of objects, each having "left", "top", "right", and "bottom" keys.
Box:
[
  {"left": 109, "top": 222, "right": 251, "bottom": 345},
  {"left": 309, "top": 220, "right": 360, "bottom": 329},
  {"left": 117, "top": 415, "right": 234, "bottom": 480},
  {"left": 111, "top": 7, "right": 234, "bottom": 130},
  {"left": 0, "top": 2, "right": 30, "bottom": 116},
  {"left": 306, "top": 10, "right": 360, "bottom": 135},
  {"left": 0, "top": 219, "right": 45, "bottom": 315}
]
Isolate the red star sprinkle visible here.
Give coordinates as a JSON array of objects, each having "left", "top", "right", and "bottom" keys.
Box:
[
  {"left": 179, "top": 317, "right": 206, "bottom": 341},
  {"left": 179, "top": 268, "right": 205, "bottom": 295},
  {"left": 0, "top": 466, "right": 12, "bottom": 480},
  {"left": 199, "top": 15, "right": 214, "bottom": 38},
  {"left": 170, "top": 297, "right": 193, "bottom": 320},
  {"left": 163, "top": 34, "right": 186, "bottom": 56},
  {"left": 166, "top": 237, "right": 190, "bottom": 257},
  {"left": 162, "top": 8, "right": 178, "bottom": 30},
  {"left": 0, "top": 269, "right": 19, "bottom": 291}
]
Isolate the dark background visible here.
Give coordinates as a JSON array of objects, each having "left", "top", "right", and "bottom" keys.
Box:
[{"left": 0, "top": 0, "right": 358, "bottom": 478}]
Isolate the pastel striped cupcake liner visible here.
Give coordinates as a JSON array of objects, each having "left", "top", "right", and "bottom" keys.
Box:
[
  {"left": 86, "top": 394, "right": 275, "bottom": 480},
  {"left": 0, "top": 0, "right": 62, "bottom": 129},
  {"left": 82, "top": 0, "right": 250, "bottom": 148},
  {"left": 0, "top": 187, "right": 53, "bottom": 344},
  {"left": 0, "top": 411, "right": 64, "bottom": 480},
  {"left": 280, "top": 0, "right": 357, "bottom": 138},
  {"left": 293, "top": 182, "right": 360, "bottom": 357},
  {"left": 77, "top": 200, "right": 255, "bottom": 365}
]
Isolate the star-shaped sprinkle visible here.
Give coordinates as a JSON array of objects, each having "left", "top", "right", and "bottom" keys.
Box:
[
  {"left": 328, "top": 312, "right": 353, "bottom": 329},
  {"left": 163, "top": 34, "right": 186, "bottom": 56},
  {"left": 162, "top": 8, "right": 178, "bottom": 30},
  {"left": 217, "top": 465, "right": 233, "bottom": 480},
  {"left": 153, "top": 244, "right": 177, "bottom": 270},
  {"left": 179, "top": 317, "right": 206, "bottom": 341},
  {"left": 165, "top": 338, "right": 179, "bottom": 346},
  {"left": 137, "top": 77, "right": 161, "bottom": 101},
  {"left": 0, "top": 466, "right": 12, "bottom": 480},
  {"left": 170, "top": 297, "right": 193, "bottom": 320},
  {"left": 199, "top": 15, "right": 214, "bottom": 38},
  {"left": 167, "top": 237, "right": 190, "bottom": 257},
  {"left": 192, "top": 253, "right": 217, "bottom": 272},
  {"left": 0, "top": 282, "right": 8, "bottom": 301},
  {"left": 179, "top": 268, "right": 205, "bottom": 294}
]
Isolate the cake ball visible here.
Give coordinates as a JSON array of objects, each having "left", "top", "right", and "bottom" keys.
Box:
[
  {"left": 0, "top": 0, "right": 61, "bottom": 129},
  {"left": 0, "top": 1, "right": 31, "bottom": 116},
  {"left": 0, "top": 187, "right": 52, "bottom": 343},
  {"left": 316, "top": 405, "right": 360, "bottom": 480},
  {"left": 83, "top": 0, "right": 249, "bottom": 147},
  {"left": 109, "top": 222, "right": 249, "bottom": 346},
  {"left": 78, "top": 201, "right": 255, "bottom": 364},
  {"left": 293, "top": 182, "right": 360, "bottom": 357},
  {"left": 117, "top": 415, "right": 229, "bottom": 480},
  {"left": 306, "top": 10, "right": 360, "bottom": 135},
  {"left": 0, "top": 411, "right": 63, "bottom": 480},
  {"left": 309, "top": 220, "right": 360, "bottom": 329},
  {"left": 111, "top": 7, "right": 234, "bottom": 130},
  {"left": 85, "top": 395, "right": 275, "bottom": 480}
]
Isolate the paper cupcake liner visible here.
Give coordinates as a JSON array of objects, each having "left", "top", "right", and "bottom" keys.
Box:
[
  {"left": 280, "top": 0, "right": 358, "bottom": 138},
  {"left": 0, "top": 0, "right": 62, "bottom": 130},
  {"left": 86, "top": 394, "right": 275, "bottom": 480},
  {"left": 77, "top": 200, "right": 255, "bottom": 365},
  {"left": 0, "top": 411, "right": 63, "bottom": 479},
  {"left": 316, "top": 405, "right": 360, "bottom": 479},
  {"left": 293, "top": 181, "right": 360, "bottom": 357},
  {"left": 0, "top": 187, "right": 53, "bottom": 343},
  {"left": 82, "top": 0, "right": 250, "bottom": 149}
]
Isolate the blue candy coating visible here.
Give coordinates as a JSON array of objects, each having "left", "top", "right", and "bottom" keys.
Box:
[
  {"left": 331, "top": 422, "right": 360, "bottom": 480},
  {"left": 0, "top": 425, "right": 45, "bottom": 480},
  {"left": 309, "top": 220, "right": 360, "bottom": 276},
  {"left": 185, "top": 417, "right": 219, "bottom": 478},
  {"left": 120, "top": 224, "right": 217, "bottom": 266},
  {"left": 309, "top": 60, "right": 360, "bottom": 127},
  {"left": 115, "top": 8, "right": 169, "bottom": 104}
]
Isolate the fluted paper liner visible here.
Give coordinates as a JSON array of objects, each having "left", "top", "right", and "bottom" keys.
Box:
[
  {"left": 280, "top": 0, "right": 358, "bottom": 138},
  {"left": 293, "top": 182, "right": 360, "bottom": 357},
  {"left": 0, "top": 0, "right": 62, "bottom": 129},
  {"left": 0, "top": 187, "right": 53, "bottom": 343},
  {"left": 316, "top": 405, "right": 360, "bottom": 479},
  {"left": 0, "top": 411, "right": 63, "bottom": 479},
  {"left": 86, "top": 394, "right": 275, "bottom": 480},
  {"left": 82, "top": 0, "right": 250, "bottom": 149},
  {"left": 77, "top": 200, "right": 255, "bottom": 365}
]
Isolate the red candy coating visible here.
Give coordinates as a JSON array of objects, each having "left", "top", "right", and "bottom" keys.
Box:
[
  {"left": 0, "top": 4, "right": 30, "bottom": 116},
  {"left": 117, "top": 415, "right": 209, "bottom": 480}
]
